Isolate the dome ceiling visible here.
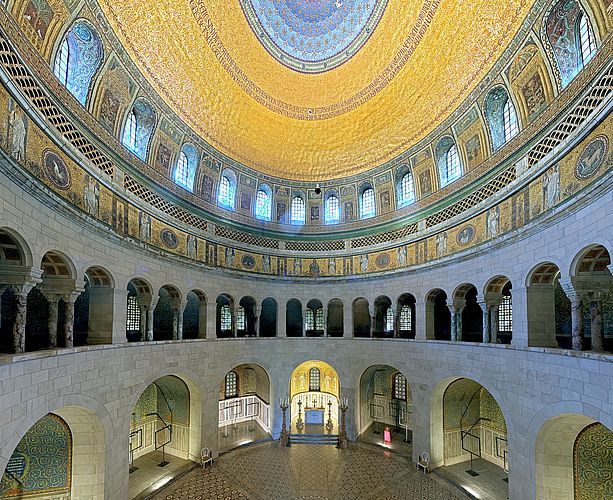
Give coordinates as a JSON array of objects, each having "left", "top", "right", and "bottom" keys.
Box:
[{"left": 97, "top": 0, "right": 534, "bottom": 180}]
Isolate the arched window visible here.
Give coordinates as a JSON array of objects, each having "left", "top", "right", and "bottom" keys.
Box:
[
  {"left": 174, "top": 143, "right": 198, "bottom": 191},
  {"left": 393, "top": 372, "right": 407, "bottom": 400},
  {"left": 360, "top": 186, "right": 376, "bottom": 219},
  {"left": 484, "top": 87, "right": 520, "bottom": 151},
  {"left": 220, "top": 304, "right": 232, "bottom": 331},
  {"left": 290, "top": 196, "right": 305, "bottom": 225},
  {"left": 126, "top": 295, "right": 140, "bottom": 331},
  {"left": 385, "top": 308, "right": 394, "bottom": 332},
  {"left": 225, "top": 371, "right": 238, "bottom": 398},
  {"left": 309, "top": 367, "right": 320, "bottom": 391},
  {"left": 400, "top": 304, "right": 412, "bottom": 331},
  {"left": 236, "top": 305, "right": 246, "bottom": 331},
  {"left": 53, "top": 20, "right": 103, "bottom": 105},
  {"left": 255, "top": 185, "right": 272, "bottom": 221},
  {"left": 218, "top": 171, "right": 236, "bottom": 210},
  {"left": 545, "top": 0, "right": 598, "bottom": 88},
  {"left": 325, "top": 194, "right": 340, "bottom": 224},
  {"left": 436, "top": 137, "right": 463, "bottom": 187},
  {"left": 121, "top": 98, "right": 156, "bottom": 161},
  {"left": 398, "top": 172, "right": 415, "bottom": 208}
]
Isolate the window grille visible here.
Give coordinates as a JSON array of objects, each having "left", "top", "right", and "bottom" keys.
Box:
[
  {"left": 325, "top": 195, "right": 340, "bottom": 224},
  {"left": 446, "top": 145, "right": 461, "bottom": 182},
  {"left": 400, "top": 173, "right": 415, "bottom": 206},
  {"left": 579, "top": 14, "right": 596, "bottom": 65},
  {"left": 237, "top": 305, "right": 246, "bottom": 330},
  {"left": 123, "top": 111, "right": 137, "bottom": 151},
  {"left": 225, "top": 371, "right": 238, "bottom": 398},
  {"left": 54, "top": 39, "right": 69, "bottom": 86},
  {"left": 361, "top": 188, "right": 375, "bottom": 219},
  {"left": 393, "top": 373, "right": 406, "bottom": 400},
  {"left": 126, "top": 295, "right": 140, "bottom": 331},
  {"left": 400, "top": 304, "right": 412, "bottom": 331},
  {"left": 385, "top": 308, "right": 394, "bottom": 331},
  {"left": 218, "top": 176, "right": 235, "bottom": 209},
  {"left": 305, "top": 308, "right": 314, "bottom": 330},
  {"left": 309, "top": 368, "right": 320, "bottom": 391},
  {"left": 220, "top": 304, "right": 232, "bottom": 330},
  {"left": 503, "top": 100, "right": 519, "bottom": 142},
  {"left": 255, "top": 189, "right": 271, "bottom": 221},
  {"left": 290, "top": 196, "right": 305, "bottom": 225},
  {"left": 174, "top": 151, "right": 191, "bottom": 189},
  {"left": 315, "top": 307, "right": 324, "bottom": 331},
  {"left": 498, "top": 295, "right": 512, "bottom": 333}
]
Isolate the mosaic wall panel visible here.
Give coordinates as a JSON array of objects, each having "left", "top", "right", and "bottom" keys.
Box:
[
  {"left": 132, "top": 375, "right": 190, "bottom": 427},
  {"left": 574, "top": 423, "right": 613, "bottom": 499},
  {"left": 0, "top": 414, "right": 71, "bottom": 499},
  {"left": 443, "top": 378, "right": 505, "bottom": 433}
]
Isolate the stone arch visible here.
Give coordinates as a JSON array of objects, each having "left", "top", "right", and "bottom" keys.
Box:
[
  {"left": 452, "top": 283, "right": 482, "bottom": 343},
  {"left": 425, "top": 288, "right": 450, "bottom": 340},
  {"left": 153, "top": 284, "right": 183, "bottom": 341},
  {"left": 352, "top": 297, "right": 370, "bottom": 338},
  {"left": 395, "top": 293, "right": 416, "bottom": 339},
  {"left": 0, "top": 395, "right": 110, "bottom": 500},
  {"left": 40, "top": 250, "right": 77, "bottom": 280},
  {"left": 218, "top": 363, "right": 272, "bottom": 451},
  {"left": 484, "top": 275, "right": 513, "bottom": 344},
  {"left": 327, "top": 298, "right": 344, "bottom": 337},
  {"left": 306, "top": 298, "right": 324, "bottom": 337},
  {"left": 532, "top": 401, "right": 613, "bottom": 500},
  {"left": 184, "top": 289, "right": 207, "bottom": 339},
  {"left": 126, "top": 277, "right": 154, "bottom": 342},
  {"left": 286, "top": 298, "right": 302, "bottom": 337},
  {"left": 260, "top": 297, "right": 277, "bottom": 337},
  {"left": 373, "top": 295, "right": 392, "bottom": 338},
  {"left": 358, "top": 364, "right": 413, "bottom": 442},
  {"left": 0, "top": 227, "right": 33, "bottom": 266}
]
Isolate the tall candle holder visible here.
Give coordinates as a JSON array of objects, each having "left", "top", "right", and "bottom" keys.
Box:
[
  {"left": 279, "top": 396, "right": 290, "bottom": 447},
  {"left": 325, "top": 400, "right": 334, "bottom": 431},
  {"left": 296, "top": 397, "right": 304, "bottom": 431},
  {"left": 337, "top": 397, "right": 349, "bottom": 448}
]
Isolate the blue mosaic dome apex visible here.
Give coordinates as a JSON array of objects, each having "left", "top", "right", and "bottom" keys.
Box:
[{"left": 240, "top": 0, "right": 388, "bottom": 73}]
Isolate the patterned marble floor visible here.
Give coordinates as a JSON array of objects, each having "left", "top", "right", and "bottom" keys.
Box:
[{"left": 152, "top": 442, "right": 468, "bottom": 500}]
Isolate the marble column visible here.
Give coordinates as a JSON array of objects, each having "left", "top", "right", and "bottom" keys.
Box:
[
  {"left": 254, "top": 306, "right": 261, "bottom": 337},
  {"left": 323, "top": 305, "right": 328, "bottom": 337},
  {"left": 172, "top": 309, "right": 179, "bottom": 340},
  {"left": 570, "top": 294, "right": 584, "bottom": 351},
  {"left": 590, "top": 294, "right": 603, "bottom": 353},
  {"left": 393, "top": 307, "right": 400, "bottom": 338},
  {"left": 456, "top": 307, "right": 464, "bottom": 341},
  {"left": 139, "top": 305, "right": 147, "bottom": 341},
  {"left": 62, "top": 294, "right": 77, "bottom": 349},
  {"left": 448, "top": 305, "right": 457, "bottom": 341},
  {"left": 491, "top": 304, "right": 500, "bottom": 344},
  {"left": 369, "top": 305, "right": 375, "bottom": 338},
  {"left": 302, "top": 308, "right": 308, "bottom": 337},
  {"left": 146, "top": 298, "right": 158, "bottom": 341},
  {"left": 479, "top": 301, "right": 490, "bottom": 343},
  {"left": 45, "top": 294, "right": 60, "bottom": 348},
  {"left": 12, "top": 290, "right": 28, "bottom": 354},
  {"left": 231, "top": 307, "right": 237, "bottom": 337},
  {"left": 177, "top": 304, "right": 185, "bottom": 341}
]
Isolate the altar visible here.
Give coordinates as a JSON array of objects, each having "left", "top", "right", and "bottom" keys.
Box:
[{"left": 305, "top": 408, "right": 325, "bottom": 425}]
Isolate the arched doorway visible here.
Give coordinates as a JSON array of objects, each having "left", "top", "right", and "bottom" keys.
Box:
[
  {"left": 358, "top": 365, "right": 412, "bottom": 455},
  {"left": 431, "top": 378, "right": 508, "bottom": 499},
  {"left": 183, "top": 290, "right": 206, "bottom": 339},
  {"left": 129, "top": 375, "right": 196, "bottom": 499},
  {"left": 0, "top": 408, "right": 105, "bottom": 498},
  {"left": 289, "top": 360, "right": 340, "bottom": 438},
  {"left": 426, "top": 289, "right": 450, "bottom": 340},
  {"left": 536, "top": 415, "right": 613, "bottom": 499},
  {"left": 218, "top": 364, "right": 272, "bottom": 451}
]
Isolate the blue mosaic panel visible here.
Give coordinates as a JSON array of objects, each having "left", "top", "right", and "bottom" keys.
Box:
[
  {"left": 0, "top": 414, "right": 71, "bottom": 498},
  {"left": 240, "top": 0, "right": 388, "bottom": 73}
]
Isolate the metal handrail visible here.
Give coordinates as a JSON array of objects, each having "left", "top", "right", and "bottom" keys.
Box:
[{"left": 495, "top": 436, "right": 509, "bottom": 472}]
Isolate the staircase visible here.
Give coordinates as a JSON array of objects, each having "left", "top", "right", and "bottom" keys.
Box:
[{"left": 290, "top": 433, "right": 338, "bottom": 445}]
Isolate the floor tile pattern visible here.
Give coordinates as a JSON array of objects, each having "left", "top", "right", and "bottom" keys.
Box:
[{"left": 151, "top": 443, "right": 467, "bottom": 500}]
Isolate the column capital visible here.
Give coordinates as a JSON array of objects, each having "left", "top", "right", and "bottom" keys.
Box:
[
  {"left": 41, "top": 291, "right": 62, "bottom": 303},
  {"left": 61, "top": 289, "right": 83, "bottom": 304}
]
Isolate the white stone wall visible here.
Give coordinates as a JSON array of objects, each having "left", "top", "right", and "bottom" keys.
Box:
[{"left": 0, "top": 155, "right": 612, "bottom": 499}]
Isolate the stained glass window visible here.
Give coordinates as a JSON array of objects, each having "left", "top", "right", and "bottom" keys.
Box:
[
  {"left": 291, "top": 196, "right": 305, "bottom": 225},
  {"left": 361, "top": 188, "right": 375, "bottom": 219},
  {"left": 325, "top": 195, "right": 340, "bottom": 224},
  {"left": 309, "top": 367, "right": 320, "bottom": 391},
  {"left": 122, "top": 98, "right": 156, "bottom": 160},
  {"left": 225, "top": 371, "right": 238, "bottom": 398}
]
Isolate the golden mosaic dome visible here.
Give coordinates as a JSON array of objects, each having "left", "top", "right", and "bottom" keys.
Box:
[{"left": 97, "top": 0, "right": 534, "bottom": 180}]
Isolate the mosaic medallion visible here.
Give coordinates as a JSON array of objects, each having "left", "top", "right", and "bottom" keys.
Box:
[
  {"left": 375, "top": 252, "right": 390, "bottom": 268},
  {"left": 241, "top": 254, "right": 256, "bottom": 269},
  {"left": 456, "top": 224, "right": 475, "bottom": 246},
  {"left": 43, "top": 150, "right": 71, "bottom": 190},
  {"left": 575, "top": 135, "right": 608, "bottom": 180},
  {"left": 240, "top": 0, "right": 388, "bottom": 73},
  {"left": 160, "top": 229, "right": 178, "bottom": 249}
]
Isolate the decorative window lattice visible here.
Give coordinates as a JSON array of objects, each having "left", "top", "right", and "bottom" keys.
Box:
[
  {"left": 309, "top": 368, "right": 320, "bottom": 391},
  {"left": 220, "top": 304, "right": 232, "bottom": 331},
  {"left": 325, "top": 195, "right": 340, "bottom": 224},
  {"left": 305, "top": 309, "right": 314, "bottom": 330},
  {"left": 400, "top": 305, "right": 412, "bottom": 331},
  {"left": 351, "top": 223, "right": 418, "bottom": 248},
  {"left": 255, "top": 189, "right": 271, "bottom": 221},
  {"left": 579, "top": 14, "right": 596, "bottom": 65},
  {"left": 126, "top": 295, "right": 140, "bottom": 331},
  {"left": 393, "top": 373, "right": 406, "bottom": 400},
  {"left": 0, "top": 34, "right": 114, "bottom": 176},
  {"left": 527, "top": 71, "right": 612, "bottom": 168},
  {"left": 236, "top": 305, "right": 245, "bottom": 330},
  {"left": 503, "top": 100, "right": 519, "bottom": 142},
  {"left": 53, "top": 39, "right": 69, "bottom": 86},
  {"left": 286, "top": 240, "right": 344, "bottom": 252},
  {"left": 315, "top": 307, "right": 324, "bottom": 331},
  {"left": 498, "top": 295, "right": 512, "bottom": 333},
  {"left": 225, "top": 371, "right": 237, "bottom": 398},
  {"left": 291, "top": 196, "right": 305, "bottom": 225},
  {"left": 385, "top": 308, "right": 394, "bottom": 331},
  {"left": 426, "top": 166, "right": 517, "bottom": 228},
  {"left": 124, "top": 175, "right": 208, "bottom": 230},
  {"left": 361, "top": 188, "right": 376, "bottom": 218},
  {"left": 214, "top": 226, "right": 279, "bottom": 249}
]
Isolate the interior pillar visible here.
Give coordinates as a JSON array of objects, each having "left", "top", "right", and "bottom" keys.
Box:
[
  {"left": 62, "top": 292, "right": 79, "bottom": 349},
  {"left": 448, "top": 304, "right": 457, "bottom": 341},
  {"left": 44, "top": 293, "right": 60, "bottom": 348},
  {"left": 205, "top": 300, "right": 216, "bottom": 339},
  {"left": 590, "top": 294, "right": 603, "bottom": 352},
  {"left": 278, "top": 302, "right": 287, "bottom": 337},
  {"left": 525, "top": 284, "right": 558, "bottom": 347},
  {"left": 89, "top": 286, "right": 124, "bottom": 344}
]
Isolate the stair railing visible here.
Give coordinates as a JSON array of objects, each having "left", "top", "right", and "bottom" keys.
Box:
[
  {"left": 459, "top": 389, "right": 491, "bottom": 476},
  {"left": 369, "top": 401, "right": 384, "bottom": 434},
  {"left": 146, "top": 412, "right": 172, "bottom": 467},
  {"left": 495, "top": 436, "right": 509, "bottom": 472}
]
